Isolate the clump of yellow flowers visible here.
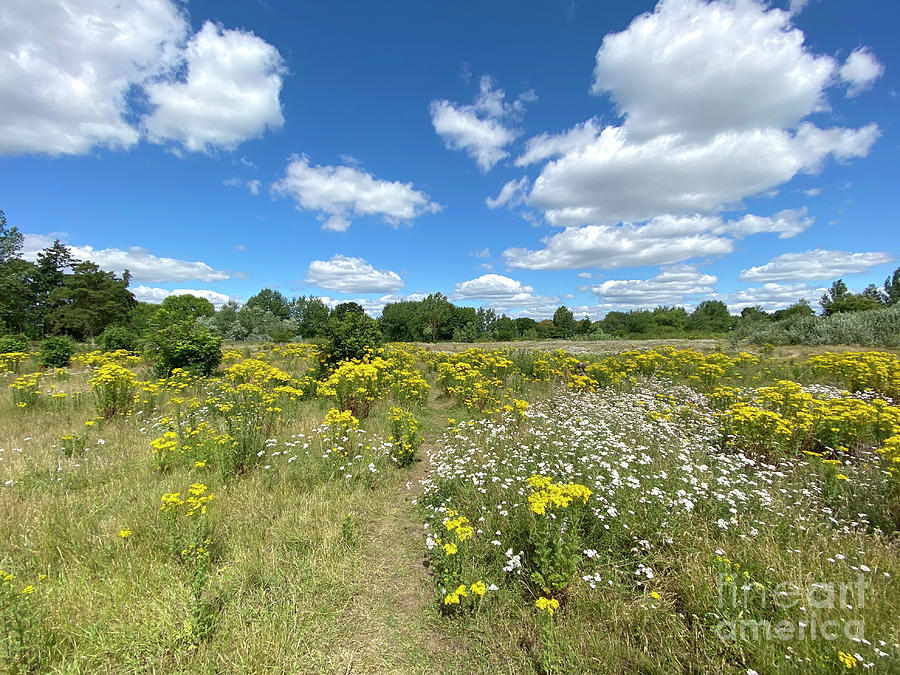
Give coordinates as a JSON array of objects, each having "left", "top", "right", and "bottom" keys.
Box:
[
  {"left": 88, "top": 362, "right": 138, "bottom": 417},
  {"left": 527, "top": 475, "right": 593, "bottom": 516},
  {"left": 388, "top": 407, "right": 422, "bottom": 467},
  {"left": 535, "top": 596, "right": 559, "bottom": 616},
  {"left": 324, "top": 408, "right": 359, "bottom": 457},
  {"left": 160, "top": 483, "right": 215, "bottom": 518}
]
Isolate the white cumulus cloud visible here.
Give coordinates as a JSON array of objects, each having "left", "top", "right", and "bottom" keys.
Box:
[
  {"left": 132, "top": 286, "right": 236, "bottom": 309},
  {"left": 453, "top": 274, "right": 535, "bottom": 301},
  {"left": 0, "top": 0, "right": 186, "bottom": 155},
  {"left": 430, "top": 76, "right": 533, "bottom": 172},
  {"left": 589, "top": 264, "right": 717, "bottom": 310},
  {"left": 22, "top": 233, "right": 230, "bottom": 283},
  {"left": 502, "top": 215, "right": 731, "bottom": 270},
  {"left": 144, "top": 21, "right": 286, "bottom": 153},
  {"left": 590, "top": 0, "right": 835, "bottom": 140},
  {"left": 501, "top": 208, "right": 817, "bottom": 271},
  {"left": 496, "top": 0, "right": 879, "bottom": 235},
  {"left": 304, "top": 255, "right": 404, "bottom": 293},
  {"left": 527, "top": 122, "right": 877, "bottom": 227},
  {"left": 740, "top": 250, "right": 896, "bottom": 282},
  {"left": 839, "top": 47, "right": 884, "bottom": 97},
  {"left": 0, "top": 1, "right": 285, "bottom": 156},
  {"left": 272, "top": 155, "right": 441, "bottom": 232}
]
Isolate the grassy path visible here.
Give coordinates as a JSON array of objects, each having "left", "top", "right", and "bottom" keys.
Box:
[{"left": 329, "top": 458, "right": 445, "bottom": 673}]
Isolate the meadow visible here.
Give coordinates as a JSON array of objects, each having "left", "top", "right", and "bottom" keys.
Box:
[{"left": 0, "top": 341, "right": 898, "bottom": 673}]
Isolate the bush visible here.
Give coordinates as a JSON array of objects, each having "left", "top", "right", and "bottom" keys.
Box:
[
  {"left": 320, "top": 312, "right": 383, "bottom": 370},
  {"left": 744, "top": 305, "right": 900, "bottom": 347},
  {"left": 98, "top": 325, "right": 138, "bottom": 352},
  {"left": 39, "top": 336, "right": 75, "bottom": 368},
  {"left": 145, "top": 322, "right": 222, "bottom": 377},
  {"left": 452, "top": 322, "right": 478, "bottom": 343},
  {"left": 0, "top": 334, "right": 28, "bottom": 354}
]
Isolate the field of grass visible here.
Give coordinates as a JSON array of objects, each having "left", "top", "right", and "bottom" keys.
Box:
[{"left": 0, "top": 342, "right": 898, "bottom": 673}]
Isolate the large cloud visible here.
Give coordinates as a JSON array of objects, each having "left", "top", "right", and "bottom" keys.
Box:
[
  {"left": 503, "top": 218, "right": 732, "bottom": 270},
  {"left": 0, "top": 1, "right": 285, "bottom": 156},
  {"left": 452, "top": 274, "right": 535, "bottom": 301},
  {"left": 711, "top": 282, "right": 826, "bottom": 313},
  {"left": 507, "top": 0, "right": 879, "bottom": 231},
  {"left": 304, "top": 255, "right": 404, "bottom": 293},
  {"left": 740, "top": 250, "right": 896, "bottom": 282},
  {"left": 526, "top": 123, "right": 877, "bottom": 227},
  {"left": 430, "top": 76, "right": 533, "bottom": 171},
  {"left": 590, "top": 0, "right": 835, "bottom": 140},
  {"left": 22, "top": 234, "right": 230, "bottom": 283},
  {"left": 144, "top": 21, "right": 286, "bottom": 153},
  {"left": 272, "top": 155, "right": 441, "bottom": 232},
  {"left": 589, "top": 264, "right": 717, "bottom": 310}
]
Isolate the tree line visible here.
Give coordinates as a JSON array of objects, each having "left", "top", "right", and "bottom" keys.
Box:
[{"left": 2, "top": 209, "right": 899, "bottom": 345}]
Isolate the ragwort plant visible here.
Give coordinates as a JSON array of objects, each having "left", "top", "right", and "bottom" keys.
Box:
[
  {"left": 388, "top": 406, "right": 422, "bottom": 467},
  {"left": 0, "top": 567, "right": 48, "bottom": 672},
  {"left": 88, "top": 361, "right": 137, "bottom": 417},
  {"left": 159, "top": 483, "right": 219, "bottom": 645}
]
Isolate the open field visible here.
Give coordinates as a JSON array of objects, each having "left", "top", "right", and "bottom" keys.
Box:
[{"left": 0, "top": 342, "right": 898, "bottom": 673}]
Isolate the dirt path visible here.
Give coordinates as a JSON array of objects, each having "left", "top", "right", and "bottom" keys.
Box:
[{"left": 326, "top": 446, "right": 453, "bottom": 674}]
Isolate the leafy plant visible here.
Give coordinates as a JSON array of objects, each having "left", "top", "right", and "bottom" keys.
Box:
[
  {"left": 0, "top": 334, "right": 28, "bottom": 354},
  {"left": 145, "top": 322, "right": 222, "bottom": 377},
  {"left": 319, "top": 312, "right": 382, "bottom": 371},
  {"left": 39, "top": 335, "right": 75, "bottom": 368},
  {"left": 98, "top": 325, "right": 137, "bottom": 352}
]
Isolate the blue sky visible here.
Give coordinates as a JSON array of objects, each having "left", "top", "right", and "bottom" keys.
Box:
[{"left": 1, "top": 0, "right": 897, "bottom": 317}]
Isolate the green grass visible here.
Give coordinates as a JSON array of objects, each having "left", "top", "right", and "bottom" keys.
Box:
[{"left": 0, "top": 342, "right": 898, "bottom": 673}]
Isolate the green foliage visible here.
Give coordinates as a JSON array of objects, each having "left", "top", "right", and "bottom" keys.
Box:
[
  {"left": 745, "top": 304, "right": 900, "bottom": 347},
  {"left": 245, "top": 288, "right": 291, "bottom": 320},
  {"left": 452, "top": 322, "right": 478, "bottom": 343},
  {"left": 331, "top": 301, "right": 365, "bottom": 321},
  {"left": 1, "top": 567, "right": 48, "bottom": 671},
  {"left": 46, "top": 261, "right": 136, "bottom": 341},
  {"left": 291, "top": 295, "right": 330, "bottom": 338},
  {"left": 39, "top": 335, "right": 75, "bottom": 367},
  {"left": 0, "top": 209, "right": 24, "bottom": 264},
  {"left": 146, "top": 322, "right": 223, "bottom": 377},
  {"left": 320, "top": 312, "right": 383, "bottom": 369},
  {"left": 380, "top": 301, "right": 421, "bottom": 342},
  {"left": 552, "top": 305, "right": 576, "bottom": 338},
  {"left": 0, "top": 333, "right": 28, "bottom": 354},
  {"left": 98, "top": 325, "right": 137, "bottom": 352},
  {"left": 156, "top": 294, "right": 215, "bottom": 326},
  {"left": 495, "top": 316, "right": 519, "bottom": 341},
  {"left": 208, "top": 302, "right": 297, "bottom": 342},
  {"left": 821, "top": 278, "right": 883, "bottom": 316},
  {"left": 419, "top": 293, "right": 455, "bottom": 342},
  {"left": 0, "top": 258, "right": 36, "bottom": 335},
  {"left": 688, "top": 300, "right": 733, "bottom": 332},
  {"left": 885, "top": 267, "right": 900, "bottom": 306}
]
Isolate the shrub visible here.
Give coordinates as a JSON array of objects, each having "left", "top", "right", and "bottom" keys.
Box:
[
  {"left": 39, "top": 336, "right": 75, "bottom": 368},
  {"left": 146, "top": 322, "right": 222, "bottom": 377},
  {"left": 0, "top": 334, "right": 28, "bottom": 354},
  {"left": 98, "top": 325, "right": 137, "bottom": 352},
  {"left": 452, "top": 322, "right": 478, "bottom": 343},
  {"left": 319, "top": 312, "right": 382, "bottom": 371}
]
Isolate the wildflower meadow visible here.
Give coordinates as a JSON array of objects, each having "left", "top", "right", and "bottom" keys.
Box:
[{"left": 0, "top": 340, "right": 898, "bottom": 672}]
